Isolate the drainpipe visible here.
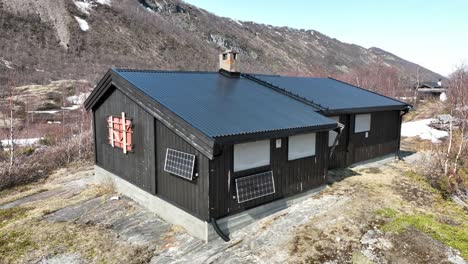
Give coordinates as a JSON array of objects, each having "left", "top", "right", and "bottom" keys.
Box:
[
  {"left": 396, "top": 107, "right": 411, "bottom": 160},
  {"left": 210, "top": 217, "right": 230, "bottom": 242},
  {"left": 329, "top": 123, "right": 345, "bottom": 159}
]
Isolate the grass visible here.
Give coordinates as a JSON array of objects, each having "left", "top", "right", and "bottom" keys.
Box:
[
  {"left": 0, "top": 207, "right": 31, "bottom": 228},
  {"left": 382, "top": 214, "right": 468, "bottom": 259},
  {"left": 375, "top": 207, "right": 398, "bottom": 218},
  {"left": 0, "top": 230, "right": 36, "bottom": 262},
  {"left": 376, "top": 168, "right": 468, "bottom": 260}
]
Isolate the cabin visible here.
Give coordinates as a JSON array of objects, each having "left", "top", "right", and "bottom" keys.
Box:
[
  {"left": 84, "top": 51, "right": 410, "bottom": 241},
  {"left": 415, "top": 79, "right": 448, "bottom": 101},
  {"left": 245, "top": 74, "right": 411, "bottom": 168}
]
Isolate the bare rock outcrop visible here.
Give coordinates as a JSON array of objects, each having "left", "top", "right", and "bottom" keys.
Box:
[{"left": 1, "top": 0, "right": 71, "bottom": 48}]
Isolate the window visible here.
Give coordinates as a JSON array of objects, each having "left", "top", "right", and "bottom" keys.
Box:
[
  {"left": 107, "top": 113, "right": 133, "bottom": 153},
  {"left": 354, "top": 114, "right": 371, "bottom": 133},
  {"left": 328, "top": 116, "right": 340, "bottom": 147},
  {"left": 288, "top": 133, "right": 316, "bottom": 160},
  {"left": 233, "top": 140, "right": 270, "bottom": 172}
]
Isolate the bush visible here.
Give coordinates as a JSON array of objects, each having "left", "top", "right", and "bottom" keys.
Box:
[{"left": 0, "top": 130, "right": 93, "bottom": 190}]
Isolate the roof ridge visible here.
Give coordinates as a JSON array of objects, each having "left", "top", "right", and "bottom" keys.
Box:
[
  {"left": 327, "top": 77, "right": 412, "bottom": 108},
  {"left": 242, "top": 74, "right": 328, "bottom": 111},
  {"left": 114, "top": 68, "right": 218, "bottom": 74}
]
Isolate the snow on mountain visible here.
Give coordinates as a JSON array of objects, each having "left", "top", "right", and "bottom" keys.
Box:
[{"left": 74, "top": 16, "right": 90, "bottom": 31}]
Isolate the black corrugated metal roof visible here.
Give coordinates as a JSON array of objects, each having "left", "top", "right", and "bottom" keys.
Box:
[
  {"left": 250, "top": 75, "right": 408, "bottom": 112},
  {"left": 114, "top": 69, "right": 337, "bottom": 138}
]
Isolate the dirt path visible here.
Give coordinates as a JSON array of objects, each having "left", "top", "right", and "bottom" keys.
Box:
[{"left": 0, "top": 159, "right": 466, "bottom": 263}]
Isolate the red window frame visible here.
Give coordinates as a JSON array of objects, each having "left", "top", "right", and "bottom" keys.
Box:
[{"left": 107, "top": 113, "right": 133, "bottom": 153}]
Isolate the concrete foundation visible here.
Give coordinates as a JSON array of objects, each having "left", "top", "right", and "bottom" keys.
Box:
[
  {"left": 95, "top": 165, "right": 326, "bottom": 242},
  {"left": 95, "top": 166, "right": 211, "bottom": 241},
  {"left": 349, "top": 153, "right": 398, "bottom": 169}
]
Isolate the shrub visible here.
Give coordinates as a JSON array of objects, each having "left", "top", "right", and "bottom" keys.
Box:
[{"left": 0, "top": 130, "right": 93, "bottom": 190}]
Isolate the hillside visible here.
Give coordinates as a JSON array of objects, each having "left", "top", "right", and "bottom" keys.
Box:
[{"left": 0, "top": 0, "right": 443, "bottom": 88}]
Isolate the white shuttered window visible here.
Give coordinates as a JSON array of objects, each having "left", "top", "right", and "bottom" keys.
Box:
[
  {"left": 354, "top": 114, "right": 371, "bottom": 133},
  {"left": 288, "top": 133, "right": 316, "bottom": 160},
  {"left": 234, "top": 140, "right": 270, "bottom": 172}
]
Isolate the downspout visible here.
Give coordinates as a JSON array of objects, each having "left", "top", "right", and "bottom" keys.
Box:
[
  {"left": 396, "top": 107, "right": 411, "bottom": 160},
  {"left": 209, "top": 150, "right": 230, "bottom": 242},
  {"left": 329, "top": 123, "right": 345, "bottom": 159},
  {"left": 210, "top": 217, "right": 230, "bottom": 242}
]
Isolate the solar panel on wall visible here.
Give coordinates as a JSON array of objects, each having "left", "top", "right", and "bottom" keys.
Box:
[
  {"left": 235, "top": 171, "right": 275, "bottom": 203},
  {"left": 164, "top": 148, "right": 196, "bottom": 180}
]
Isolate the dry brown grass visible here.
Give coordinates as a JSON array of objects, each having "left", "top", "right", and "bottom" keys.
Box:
[{"left": 92, "top": 181, "right": 116, "bottom": 197}]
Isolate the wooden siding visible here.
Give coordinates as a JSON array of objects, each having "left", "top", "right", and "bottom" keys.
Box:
[
  {"left": 156, "top": 121, "right": 210, "bottom": 220},
  {"left": 94, "top": 87, "right": 156, "bottom": 194},
  {"left": 329, "top": 111, "right": 401, "bottom": 168},
  {"left": 348, "top": 110, "right": 400, "bottom": 165},
  {"left": 209, "top": 132, "right": 329, "bottom": 219},
  {"left": 328, "top": 114, "right": 350, "bottom": 169}
]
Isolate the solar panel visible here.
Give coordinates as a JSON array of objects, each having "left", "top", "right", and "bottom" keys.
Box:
[
  {"left": 235, "top": 171, "right": 275, "bottom": 203},
  {"left": 164, "top": 148, "right": 196, "bottom": 180}
]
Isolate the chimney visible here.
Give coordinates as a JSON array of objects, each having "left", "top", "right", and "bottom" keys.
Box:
[
  {"left": 219, "top": 50, "right": 240, "bottom": 77},
  {"left": 437, "top": 79, "right": 442, "bottom": 87}
]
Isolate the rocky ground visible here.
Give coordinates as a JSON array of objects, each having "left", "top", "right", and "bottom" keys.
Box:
[{"left": 0, "top": 153, "right": 466, "bottom": 263}]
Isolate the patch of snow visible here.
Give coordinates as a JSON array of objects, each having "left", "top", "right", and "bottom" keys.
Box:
[
  {"left": 27, "top": 110, "right": 60, "bottom": 114},
  {"left": 95, "top": 0, "right": 111, "bottom": 6},
  {"left": 232, "top": 19, "right": 243, "bottom": 26},
  {"left": 47, "top": 121, "right": 62, "bottom": 124},
  {"left": 0, "top": 58, "right": 14, "bottom": 69},
  {"left": 440, "top": 92, "right": 448, "bottom": 102},
  {"left": 397, "top": 97, "right": 416, "bottom": 100},
  {"left": 67, "top": 93, "right": 89, "bottom": 105},
  {"left": 1, "top": 138, "right": 42, "bottom": 147},
  {"left": 73, "top": 1, "right": 92, "bottom": 15},
  {"left": 35, "top": 68, "right": 45, "bottom": 72},
  {"left": 61, "top": 105, "right": 81, "bottom": 111},
  {"left": 74, "top": 16, "right": 90, "bottom": 31},
  {"left": 146, "top": 7, "right": 155, "bottom": 13},
  {"left": 74, "top": 0, "right": 109, "bottom": 15},
  {"left": 401, "top": 118, "right": 449, "bottom": 143}
]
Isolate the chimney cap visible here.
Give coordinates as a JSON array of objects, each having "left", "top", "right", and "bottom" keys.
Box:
[{"left": 222, "top": 50, "right": 238, "bottom": 55}]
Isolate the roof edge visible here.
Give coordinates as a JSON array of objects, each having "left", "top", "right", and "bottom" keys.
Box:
[
  {"left": 327, "top": 77, "right": 413, "bottom": 108},
  {"left": 214, "top": 123, "right": 337, "bottom": 145}
]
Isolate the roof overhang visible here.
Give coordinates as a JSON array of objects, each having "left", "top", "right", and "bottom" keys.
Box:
[
  {"left": 321, "top": 104, "right": 412, "bottom": 115},
  {"left": 213, "top": 123, "right": 338, "bottom": 145}
]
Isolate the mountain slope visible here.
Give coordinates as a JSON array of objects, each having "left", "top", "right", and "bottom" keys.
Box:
[{"left": 0, "top": 0, "right": 442, "bottom": 87}]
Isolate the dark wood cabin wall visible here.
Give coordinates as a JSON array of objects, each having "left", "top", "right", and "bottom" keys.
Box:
[
  {"left": 348, "top": 110, "right": 400, "bottom": 164},
  {"left": 209, "top": 132, "right": 329, "bottom": 219},
  {"left": 328, "top": 114, "right": 349, "bottom": 169},
  {"left": 94, "top": 87, "right": 156, "bottom": 194},
  {"left": 156, "top": 121, "right": 210, "bottom": 221}
]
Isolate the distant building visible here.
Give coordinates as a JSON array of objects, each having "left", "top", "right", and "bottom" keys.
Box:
[{"left": 415, "top": 79, "right": 448, "bottom": 101}]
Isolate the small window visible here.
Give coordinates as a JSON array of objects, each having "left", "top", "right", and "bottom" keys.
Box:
[
  {"left": 234, "top": 140, "right": 270, "bottom": 172},
  {"left": 288, "top": 133, "right": 316, "bottom": 160},
  {"left": 328, "top": 116, "right": 340, "bottom": 147},
  {"left": 354, "top": 114, "right": 371, "bottom": 133},
  {"left": 107, "top": 113, "right": 133, "bottom": 153}
]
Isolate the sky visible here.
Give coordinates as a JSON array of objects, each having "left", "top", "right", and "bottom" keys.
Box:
[{"left": 185, "top": 0, "right": 468, "bottom": 76}]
